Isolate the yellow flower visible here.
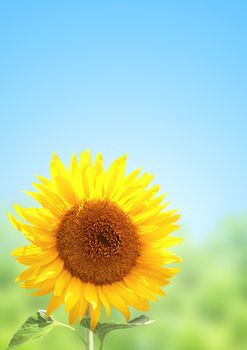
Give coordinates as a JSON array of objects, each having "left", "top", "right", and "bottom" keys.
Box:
[{"left": 9, "top": 151, "right": 181, "bottom": 330}]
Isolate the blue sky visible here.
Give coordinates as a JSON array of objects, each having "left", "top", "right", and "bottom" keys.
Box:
[{"left": 0, "top": 1, "right": 246, "bottom": 237}]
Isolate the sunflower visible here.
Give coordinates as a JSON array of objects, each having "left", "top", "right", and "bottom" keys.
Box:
[{"left": 9, "top": 151, "right": 181, "bottom": 330}]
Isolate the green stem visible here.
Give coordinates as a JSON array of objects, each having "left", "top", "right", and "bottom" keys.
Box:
[{"left": 85, "top": 309, "right": 94, "bottom": 350}]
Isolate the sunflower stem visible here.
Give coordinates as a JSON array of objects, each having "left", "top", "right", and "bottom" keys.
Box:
[{"left": 85, "top": 308, "right": 94, "bottom": 350}]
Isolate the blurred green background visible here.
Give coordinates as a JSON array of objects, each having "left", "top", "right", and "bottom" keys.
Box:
[{"left": 1, "top": 215, "right": 247, "bottom": 350}]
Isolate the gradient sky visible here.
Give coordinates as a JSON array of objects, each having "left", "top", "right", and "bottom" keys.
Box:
[{"left": 0, "top": 1, "right": 246, "bottom": 238}]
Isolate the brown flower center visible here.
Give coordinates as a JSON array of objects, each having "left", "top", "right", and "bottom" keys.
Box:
[{"left": 56, "top": 200, "right": 140, "bottom": 285}]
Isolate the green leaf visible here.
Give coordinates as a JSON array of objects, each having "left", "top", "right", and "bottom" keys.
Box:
[
  {"left": 80, "top": 316, "right": 91, "bottom": 330},
  {"left": 80, "top": 314, "right": 155, "bottom": 343},
  {"left": 7, "top": 310, "right": 72, "bottom": 349}
]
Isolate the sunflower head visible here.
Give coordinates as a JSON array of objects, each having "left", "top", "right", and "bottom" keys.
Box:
[{"left": 9, "top": 151, "right": 181, "bottom": 330}]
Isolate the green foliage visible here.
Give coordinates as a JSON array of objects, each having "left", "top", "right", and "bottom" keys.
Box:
[
  {"left": 7, "top": 310, "right": 78, "bottom": 349},
  {"left": 7, "top": 311, "right": 56, "bottom": 349},
  {"left": 81, "top": 315, "right": 153, "bottom": 346}
]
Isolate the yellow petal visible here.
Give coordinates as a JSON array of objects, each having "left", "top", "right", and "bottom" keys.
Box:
[
  {"left": 139, "top": 224, "right": 180, "bottom": 239},
  {"left": 112, "top": 282, "right": 148, "bottom": 311},
  {"left": 35, "top": 258, "right": 64, "bottom": 283},
  {"left": 77, "top": 283, "right": 88, "bottom": 320},
  {"left": 9, "top": 215, "right": 56, "bottom": 247},
  {"left": 64, "top": 277, "right": 82, "bottom": 312},
  {"left": 124, "top": 275, "right": 157, "bottom": 301},
  {"left": 54, "top": 270, "right": 72, "bottom": 296},
  {"left": 84, "top": 283, "right": 98, "bottom": 310},
  {"left": 31, "top": 182, "right": 69, "bottom": 210},
  {"left": 97, "top": 286, "right": 111, "bottom": 319},
  {"left": 46, "top": 294, "right": 64, "bottom": 317},
  {"left": 80, "top": 149, "right": 92, "bottom": 170},
  {"left": 94, "top": 153, "right": 104, "bottom": 176},
  {"left": 104, "top": 155, "right": 127, "bottom": 197},
  {"left": 102, "top": 284, "right": 130, "bottom": 319},
  {"left": 70, "top": 153, "right": 78, "bottom": 180},
  {"left": 69, "top": 299, "right": 81, "bottom": 324},
  {"left": 93, "top": 153, "right": 105, "bottom": 199},
  {"left": 13, "top": 246, "right": 58, "bottom": 266},
  {"left": 32, "top": 279, "right": 54, "bottom": 296},
  {"left": 90, "top": 299, "right": 102, "bottom": 331},
  {"left": 13, "top": 205, "right": 55, "bottom": 228},
  {"left": 16, "top": 266, "right": 39, "bottom": 282},
  {"left": 50, "top": 153, "right": 77, "bottom": 205}
]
